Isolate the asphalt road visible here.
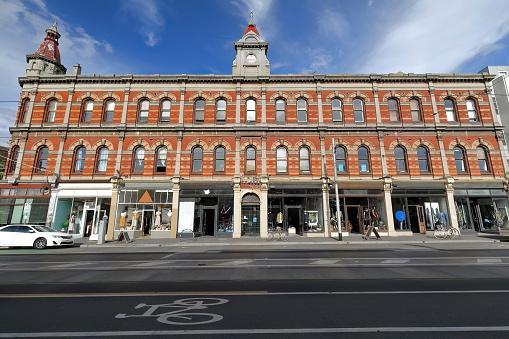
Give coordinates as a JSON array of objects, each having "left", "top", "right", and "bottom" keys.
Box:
[{"left": 1, "top": 245, "right": 509, "bottom": 338}]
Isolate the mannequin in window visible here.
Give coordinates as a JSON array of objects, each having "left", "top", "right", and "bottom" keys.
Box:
[
  {"left": 132, "top": 210, "right": 139, "bottom": 229},
  {"left": 371, "top": 207, "right": 379, "bottom": 228},
  {"left": 155, "top": 207, "right": 162, "bottom": 228},
  {"left": 69, "top": 214, "right": 76, "bottom": 233},
  {"left": 119, "top": 210, "right": 127, "bottom": 228},
  {"left": 363, "top": 207, "right": 371, "bottom": 230}
]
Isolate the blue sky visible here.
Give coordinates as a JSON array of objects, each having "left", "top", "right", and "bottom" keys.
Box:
[{"left": 1, "top": 0, "right": 509, "bottom": 146}]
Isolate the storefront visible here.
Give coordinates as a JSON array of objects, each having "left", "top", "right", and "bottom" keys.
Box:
[
  {"left": 52, "top": 183, "right": 112, "bottom": 239},
  {"left": 179, "top": 184, "right": 234, "bottom": 237},
  {"left": 115, "top": 183, "right": 174, "bottom": 239},
  {"left": 454, "top": 183, "right": 509, "bottom": 232},
  {"left": 268, "top": 185, "right": 324, "bottom": 236},
  {"left": 0, "top": 183, "right": 51, "bottom": 226}
]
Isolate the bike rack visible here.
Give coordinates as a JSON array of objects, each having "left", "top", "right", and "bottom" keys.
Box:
[{"left": 179, "top": 229, "right": 196, "bottom": 242}]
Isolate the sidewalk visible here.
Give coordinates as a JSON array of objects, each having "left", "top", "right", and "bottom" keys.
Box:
[{"left": 76, "top": 231, "right": 504, "bottom": 248}]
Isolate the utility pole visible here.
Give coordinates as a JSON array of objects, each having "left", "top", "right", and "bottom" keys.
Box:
[{"left": 332, "top": 138, "right": 342, "bottom": 241}]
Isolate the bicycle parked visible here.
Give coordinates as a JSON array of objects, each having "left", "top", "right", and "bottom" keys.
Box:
[
  {"left": 433, "top": 222, "right": 461, "bottom": 240},
  {"left": 266, "top": 227, "right": 289, "bottom": 241}
]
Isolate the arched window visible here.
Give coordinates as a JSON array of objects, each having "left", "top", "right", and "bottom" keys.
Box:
[
  {"left": 132, "top": 147, "right": 145, "bottom": 173},
  {"left": 332, "top": 98, "right": 342, "bottom": 122},
  {"left": 82, "top": 99, "right": 93, "bottom": 122},
  {"left": 216, "top": 99, "right": 226, "bottom": 121},
  {"left": 192, "top": 146, "right": 203, "bottom": 172},
  {"left": 245, "top": 146, "right": 256, "bottom": 172},
  {"left": 73, "top": 147, "right": 86, "bottom": 173},
  {"left": 276, "top": 99, "right": 285, "bottom": 122},
  {"left": 95, "top": 147, "right": 108, "bottom": 172},
  {"left": 18, "top": 98, "right": 30, "bottom": 123},
  {"left": 453, "top": 146, "right": 467, "bottom": 173},
  {"left": 388, "top": 98, "right": 400, "bottom": 122},
  {"left": 276, "top": 146, "right": 288, "bottom": 173},
  {"left": 194, "top": 98, "right": 205, "bottom": 122},
  {"left": 466, "top": 98, "right": 478, "bottom": 122},
  {"left": 103, "top": 99, "right": 115, "bottom": 122},
  {"left": 335, "top": 146, "right": 347, "bottom": 172},
  {"left": 138, "top": 99, "right": 149, "bottom": 123},
  {"left": 410, "top": 98, "right": 422, "bottom": 122},
  {"left": 417, "top": 146, "right": 430, "bottom": 172},
  {"left": 297, "top": 99, "right": 307, "bottom": 122},
  {"left": 34, "top": 146, "right": 49, "bottom": 173},
  {"left": 358, "top": 146, "right": 370, "bottom": 173},
  {"left": 477, "top": 146, "right": 490, "bottom": 172},
  {"left": 246, "top": 99, "right": 256, "bottom": 122},
  {"left": 445, "top": 98, "right": 457, "bottom": 122},
  {"left": 160, "top": 99, "right": 171, "bottom": 122},
  {"left": 45, "top": 99, "right": 57, "bottom": 122},
  {"left": 299, "top": 147, "right": 310, "bottom": 173},
  {"left": 7, "top": 146, "right": 19, "bottom": 174},
  {"left": 394, "top": 146, "right": 407, "bottom": 173},
  {"left": 155, "top": 146, "right": 167, "bottom": 173},
  {"left": 214, "top": 146, "right": 225, "bottom": 172},
  {"left": 353, "top": 98, "right": 364, "bottom": 122}
]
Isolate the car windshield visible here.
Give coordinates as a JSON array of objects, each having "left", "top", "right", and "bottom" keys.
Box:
[{"left": 32, "top": 225, "right": 58, "bottom": 233}]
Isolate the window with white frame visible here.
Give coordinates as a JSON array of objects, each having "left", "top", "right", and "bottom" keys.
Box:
[
  {"left": 353, "top": 98, "right": 364, "bottom": 122},
  {"left": 246, "top": 99, "right": 256, "bottom": 122},
  {"left": 297, "top": 99, "right": 307, "bottom": 122},
  {"left": 332, "top": 98, "right": 342, "bottom": 122},
  {"left": 160, "top": 99, "right": 171, "bottom": 122}
]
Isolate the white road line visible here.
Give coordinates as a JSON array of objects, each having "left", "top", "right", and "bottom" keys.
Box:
[
  {"left": 47, "top": 262, "right": 94, "bottom": 268},
  {"left": 215, "top": 260, "right": 254, "bottom": 266},
  {"left": 380, "top": 259, "right": 409, "bottom": 264},
  {"left": 309, "top": 260, "right": 340, "bottom": 265},
  {"left": 130, "top": 262, "right": 172, "bottom": 267},
  {"left": 2, "top": 326, "right": 509, "bottom": 337},
  {"left": 162, "top": 253, "right": 177, "bottom": 259},
  {"left": 477, "top": 258, "right": 502, "bottom": 263}
]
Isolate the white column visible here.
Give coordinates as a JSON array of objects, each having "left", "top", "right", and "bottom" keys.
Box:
[
  {"left": 233, "top": 181, "right": 242, "bottom": 238},
  {"left": 383, "top": 178, "right": 396, "bottom": 235},
  {"left": 260, "top": 182, "right": 268, "bottom": 238},
  {"left": 445, "top": 178, "right": 459, "bottom": 229}
]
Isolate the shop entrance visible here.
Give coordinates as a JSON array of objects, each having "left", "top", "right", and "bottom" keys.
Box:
[
  {"left": 142, "top": 210, "right": 153, "bottom": 235},
  {"left": 202, "top": 208, "right": 216, "bottom": 236},
  {"left": 286, "top": 206, "right": 301, "bottom": 234},
  {"left": 346, "top": 205, "right": 362, "bottom": 233}
]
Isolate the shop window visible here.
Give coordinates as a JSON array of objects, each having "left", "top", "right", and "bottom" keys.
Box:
[
  {"left": 245, "top": 146, "right": 256, "bottom": 172},
  {"left": 34, "top": 146, "right": 49, "bottom": 173},
  {"left": 73, "top": 147, "right": 86, "bottom": 173},
  {"left": 194, "top": 98, "right": 205, "bottom": 122},
  {"left": 388, "top": 98, "right": 400, "bottom": 122},
  {"left": 18, "top": 98, "right": 30, "bottom": 123},
  {"left": 276, "top": 99, "right": 285, "bottom": 122},
  {"left": 216, "top": 99, "right": 226, "bottom": 121},
  {"left": 45, "top": 99, "right": 57, "bottom": 122},
  {"left": 132, "top": 147, "right": 145, "bottom": 173},
  {"left": 95, "top": 147, "right": 108, "bottom": 172},
  {"left": 358, "top": 146, "right": 370, "bottom": 173},
  {"left": 214, "top": 146, "right": 225, "bottom": 172},
  {"left": 453, "top": 146, "right": 468, "bottom": 173},
  {"left": 353, "top": 98, "right": 364, "bottom": 122},
  {"left": 138, "top": 99, "right": 149, "bottom": 123},
  {"left": 299, "top": 147, "right": 310, "bottom": 173},
  {"left": 332, "top": 98, "right": 342, "bottom": 122},
  {"left": 192, "top": 146, "right": 203, "bottom": 172},
  {"left": 155, "top": 146, "right": 167, "bottom": 173},
  {"left": 160, "top": 99, "right": 171, "bottom": 122},
  {"left": 103, "top": 99, "right": 115, "bottom": 122},
  {"left": 246, "top": 99, "right": 256, "bottom": 122},
  {"left": 297, "top": 99, "right": 307, "bottom": 122},
  {"left": 444, "top": 98, "right": 457, "bottom": 122},
  {"left": 394, "top": 146, "right": 407, "bottom": 173},
  {"left": 410, "top": 98, "right": 422, "bottom": 122},
  {"left": 417, "top": 146, "right": 430, "bottom": 172},
  {"left": 466, "top": 98, "right": 478, "bottom": 122},
  {"left": 335, "top": 146, "right": 347, "bottom": 172},
  {"left": 477, "top": 146, "right": 490, "bottom": 172},
  {"left": 276, "top": 146, "right": 288, "bottom": 173},
  {"left": 81, "top": 99, "right": 93, "bottom": 122},
  {"left": 7, "top": 146, "right": 19, "bottom": 174}
]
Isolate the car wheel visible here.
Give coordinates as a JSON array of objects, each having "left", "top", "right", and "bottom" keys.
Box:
[{"left": 33, "top": 237, "right": 47, "bottom": 249}]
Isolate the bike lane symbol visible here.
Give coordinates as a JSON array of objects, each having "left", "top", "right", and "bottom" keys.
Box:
[{"left": 115, "top": 298, "right": 229, "bottom": 325}]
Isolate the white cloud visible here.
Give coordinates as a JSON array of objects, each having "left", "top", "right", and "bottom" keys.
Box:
[
  {"left": 316, "top": 9, "right": 350, "bottom": 42},
  {"left": 122, "top": 0, "right": 164, "bottom": 47},
  {"left": 360, "top": 0, "right": 509, "bottom": 74}
]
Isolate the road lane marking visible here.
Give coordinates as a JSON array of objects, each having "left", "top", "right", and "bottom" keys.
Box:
[
  {"left": 215, "top": 260, "right": 254, "bottom": 266},
  {"left": 309, "top": 260, "right": 340, "bottom": 265},
  {"left": 162, "top": 253, "right": 177, "bottom": 259},
  {"left": 381, "top": 259, "right": 410, "bottom": 264},
  {"left": 47, "top": 262, "right": 94, "bottom": 268},
  {"left": 477, "top": 258, "right": 502, "bottom": 263},
  {"left": 2, "top": 326, "right": 509, "bottom": 337}
]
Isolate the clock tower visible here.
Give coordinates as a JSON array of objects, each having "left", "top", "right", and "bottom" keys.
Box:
[
  {"left": 26, "top": 22, "right": 67, "bottom": 76},
  {"left": 232, "top": 12, "right": 270, "bottom": 76}
]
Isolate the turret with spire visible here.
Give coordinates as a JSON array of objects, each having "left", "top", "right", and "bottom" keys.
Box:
[
  {"left": 232, "top": 12, "right": 270, "bottom": 76},
  {"left": 26, "top": 22, "right": 67, "bottom": 76}
]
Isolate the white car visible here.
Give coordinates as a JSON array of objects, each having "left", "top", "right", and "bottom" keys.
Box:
[{"left": 0, "top": 225, "right": 74, "bottom": 249}]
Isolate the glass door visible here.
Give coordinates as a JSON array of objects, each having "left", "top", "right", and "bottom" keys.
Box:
[{"left": 241, "top": 204, "right": 260, "bottom": 235}]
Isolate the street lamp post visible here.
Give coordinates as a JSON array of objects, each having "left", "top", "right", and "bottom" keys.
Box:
[{"left": 332, "top": 138, "right": 342, "bottom": 241}]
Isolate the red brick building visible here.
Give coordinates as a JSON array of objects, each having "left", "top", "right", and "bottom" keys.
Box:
[{"left": 2, "top": 17, "right": 508, "bottom": 241}]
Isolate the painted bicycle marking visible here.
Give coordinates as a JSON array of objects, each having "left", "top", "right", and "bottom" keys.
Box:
[{"left": 115, "top": 298, "right": 229, "bottom": 325}]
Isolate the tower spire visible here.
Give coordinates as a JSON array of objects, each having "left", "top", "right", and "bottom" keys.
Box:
[{"left": 25, "top": 22, "right": 66, "bottom": 76}]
